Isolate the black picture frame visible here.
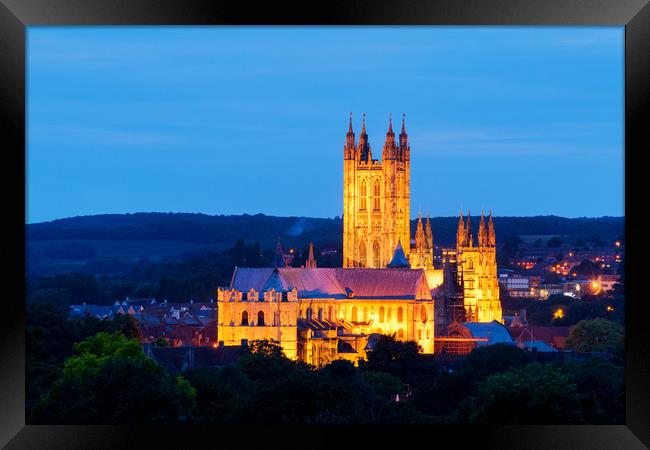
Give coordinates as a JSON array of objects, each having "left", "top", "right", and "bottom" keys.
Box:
[{"left": 1, "top": 0, "right": 648, "bottom": 448}]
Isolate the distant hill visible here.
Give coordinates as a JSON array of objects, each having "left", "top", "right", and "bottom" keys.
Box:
[{"left": 26, "top": 212, "right": 624, "bottom": 277}]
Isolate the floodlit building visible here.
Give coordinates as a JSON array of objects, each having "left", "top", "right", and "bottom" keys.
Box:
[
  {"left": 217, "top": 265, "right": 435, "bottom": 367},
  {"left": 216, "top": 115, "right": 504, "bottom": 365}
]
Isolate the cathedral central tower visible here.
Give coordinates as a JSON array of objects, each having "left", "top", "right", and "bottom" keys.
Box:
[{"left": 343, "top": 114, "right": 411, "bottom": 268}]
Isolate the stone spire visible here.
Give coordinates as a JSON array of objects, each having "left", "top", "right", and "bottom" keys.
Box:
[
  {"left": 306, "top": 241, "right": 316, "bottom": 269},
  {"left": 272, "top": 237, "right": 287, "bottom": 268},
  {"left": 456, "top": 210, "right": 466, "bottom": 249},
  {"left": 415, "top": 210, "right": 425, "bottom": 252},
  {"left": 344, "top": 112, "right": 356, "bottom": 160},
  {"left": 466, "top": 210, "right": 473, "bottom": 247},
  {"left": 478, "top": 210, "right": 486, "bottom": 247},
  {"left": 358, "top": 113, "right": 371, "bottom": 162},
  {"left": 398, "top": 113, "right": 409, "bottom": 161},
  {"left": 383, "top": 113, "right": 397, "bottom": 160},
  {"left": 425, "top": 212, "right": 433, "bottom": 251},
  {"left": 488, "top": 210, "right": 496, "bottom": 247}
]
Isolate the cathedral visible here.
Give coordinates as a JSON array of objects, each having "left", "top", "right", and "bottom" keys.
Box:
[{"left": 216, "top": 114, "right": 502, "bottom": 367}]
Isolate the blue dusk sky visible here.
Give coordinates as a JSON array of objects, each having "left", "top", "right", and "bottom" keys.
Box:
[{"left": 27, "top": 26, "right": 624, "bottom": 224}]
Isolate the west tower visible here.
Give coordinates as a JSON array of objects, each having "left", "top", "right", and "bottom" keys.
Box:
[
  {"left": 455, "top": 210, "right": 502, "bottom": 323},
  {"left": 343, "top": 114, "right": 411, "bottom": 268}
]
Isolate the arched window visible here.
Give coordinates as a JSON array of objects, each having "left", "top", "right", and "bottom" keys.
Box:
[
  {"left": 274, "top": 311, "right": 280, "bottom": 326},
  {"left": 328, "top": 306, "right": 333, "bottom": 321},
  {"left": 317, "top": 308, "right": 323, "bottom": 321},
  {"left": 363, "top": 307, "right": 368, "bottom": 322},
  {"left": 397, "top": 307, "right": 404, "bottom": 323},
  {"left": 379, "top": 306, "right": 385, "bottom": 323},
  {"left": 386, "top": 307, "right": 392, "bottom": 323},
  {"left": 360, "top": 180, "right": 367, "bottom": 210},
  {"left": 468, "top": 258, "right": 474, "bottom": 270},
  {"left": 306, "top": 307, "right": 313, "bottom": 320},
  {"left": 359, "top": 241, "right": 367, "bottom": 267},
  {"left": 420, "top": 305, "right": 428, "bottom": 323},
  {"left": 257, "top": 310, "right": 265, "bottom": 326},
  {"left": 372, "top": 240, "right": 381, "bottom": 268},
  {"left": 241, "top": 310, "right": 249, "bottom": 326},
  {"left": 351, "top": 306, "right": 358, "bottom": 322},
  {"left": 398, "top": 328, "right": 404, "bottom": 339},
  {"left": 373, "top": 181, "right": 381, "bottom": 211}
]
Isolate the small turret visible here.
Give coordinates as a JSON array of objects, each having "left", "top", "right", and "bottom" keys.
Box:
[
  {"left": 466, "top": 210, "right": 473, "bottom": 247},
  {"left": 306, "top": 242, "right": 317, "bottom": 269},
  {"left": 478, "top": 210, "right": 486, "bottom": 247},
  {"left": 488, "top": 210, "right": 496, "bottom": 247},
  {"left": 344, "top": 112, "right": 356, "bottom": 160},
  {"left": 273, "top": 237, "right": 287, "bottom": 268},
  {"left": 415, "top": 211, "right": 425, "bottom": 251},
  {"left": 398, "top": 113, "right": 409, "bottom": 161},
  {"left": 425, "top": 212, "right": 433, "bottom": 251},
  {"left": 358, "top": 113, "right": 371, "bottom": 162},
  {"left": 382, "top": 113, "right": 397, "bottom": 160},
  {"left": 456, "top": 210, "right": 466, "bottom": 249}
]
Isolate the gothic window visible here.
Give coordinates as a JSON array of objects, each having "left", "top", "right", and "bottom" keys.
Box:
[
  {"left": 386, "top": 307, "right": 392, "bottom": 323},
  {"left": 379, "top": 306, "right": 385, "bottom": 323},
  {"left": 241, "top": 310, "right": 249, "bottom": 326},
  {"left": 306, "top": 307, "right": 313, "bottom": 320},
  {"left": 360, "top": 180, "right": 367, "bottom": 211},
  {"left": 418, "top": 330, "right": 422, "bottom": 340},
  {"left": 373, "top": 181, "right": 381, "bottom": 210},
  {"left": 274, "top": 311, "right": 280, "bottom": 326},
  {"left": 420, "top": 305, "right": 428, "bottom": 323},
  {"left": 328, "top": 306, "right": 333, "bottom": 321},
  {"left": 397, "top": 307, "right": 404, "bottom": 323},
  {"left": 359, "top": 241, "right": 367, "bottom": 267},
  {"left": 468, "top": 258, "right": 474, "bottom": 270},
  {"left": 398, "top": 328, "right": 404, "bottom": 339},
  {"left": 372, "top": 240, "right": 381, "bottom": 268},
  {"left": 257, "top": 310, "right": 265, "bottom": 326},
  {"left": 317, "top": 308, "right": 323, "bottom": 321},
  {"left": 363, "top": 307, "right": 368, "bottom": 322},
  {"left": 351, "top": 306, "right": 358, "bottom": 322}
]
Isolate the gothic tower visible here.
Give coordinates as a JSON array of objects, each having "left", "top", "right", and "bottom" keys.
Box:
[
  {"left": 343, "top": 114, "right": 411, "bottom": 268},
  {"left": 455, "top": 210, "right": 502, "bottom": 323}
]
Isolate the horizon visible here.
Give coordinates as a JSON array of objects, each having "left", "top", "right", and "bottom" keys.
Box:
[
  {"left": 27, "top": 210, "right": 625, "bottom": 226},
  {"left": 27, "top": 26, "right": 624, "bottom": 223}
]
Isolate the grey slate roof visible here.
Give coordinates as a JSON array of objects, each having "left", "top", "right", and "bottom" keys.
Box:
[{"left": 230, "top": 267, "right": 429, "bottom": 299}]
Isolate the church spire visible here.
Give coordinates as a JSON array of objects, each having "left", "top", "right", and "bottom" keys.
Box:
[
  {"left": 488, "top": 210, "right": 496, "bottom": 247},
  {"left": 273, "top": 237, "right": 287, "bottom": 268},
  {"left": 425, "top": 212, "right": 433, "bottom": 251},
  {"left": 415, "top": 211, "right": 425, "bottom": 248},
  {"left": 478, "top": 210, "right": 486, "bottom": 247},
  {"left": 358, "top": 113, "right": 371, "bottom": 162},
  {"left": 344, "top": 112, "right": 356, "bottom": 160},
  {"left": 383, "top": 113, "right": 397, "bottom": 160},
  {"left": 456, "top": 210, "right": 466, "bottom": 249},
  {"left": 306, "top": 241, "right": 317, "bottom": 269},
  {"left": 466, "top": 210, "right": 473, "bottom": 247},
  {"left": 398, "top": 113, "right": 409, "bottom": 161}
]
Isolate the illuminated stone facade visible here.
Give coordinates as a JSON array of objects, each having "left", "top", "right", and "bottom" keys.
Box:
[
  {"left": 455, "top": 211, "right": 503, "bottom": 323},
  {"left": 217, "top": 267, "right": 435, "bottom": 367},
  {"left": 343, "top": 114, "right": 411, "bottom": 268},
  {"left": 216, "top": 115, "right": 502, "bottom": 365}
]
